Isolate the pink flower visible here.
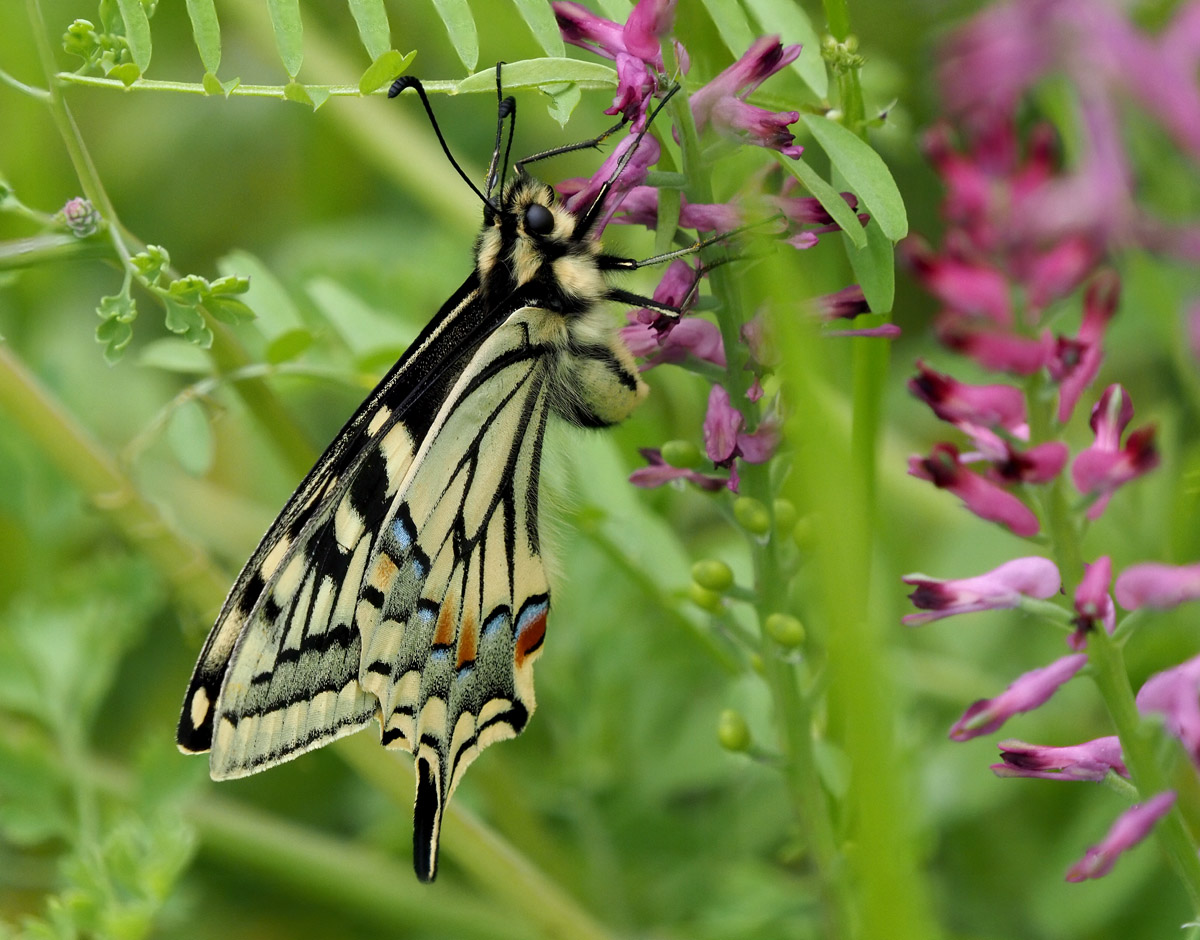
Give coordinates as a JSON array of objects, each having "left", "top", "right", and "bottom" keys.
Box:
[
  {"left": 604, "top": 186, "right": 743, "bottom": 232},
  {"left": 1115, "top": 561, "right": 1200, "bottom": 610},
  {"left": 950, "top": 654, "right": 1088, "bottom": 741},
  {"left": 1065, "top": 792, "right": 1176, "bottom": 882},
  {"left": 815, "top": 285, "right": 870, "bottom": 322},
  {"left": 909, "top": 360, "right": 1026, "bottom": 431},
  {"left": 908, "top": 442, "right": 1040, "bottom": 536},
  {"left": 902, "top": 239, "right": 1013, "bottom": 324},
  {"left": 902, "top": 556, "right": 1061, "bottom": 626},
  {"left": 1071, "top": 384, "right": 1159, "bottom": 520},
  {"left": 1048, "top": 272, "right": 1119, "bottom": 423},
  {"left": 562, "top": 132, "right": 662, "bottom": 229},
  {"left": 1068, "top": 556, "right": 1115, "bottom": 650},
  {"left": 628, "top": 448, "right": 726, "bottom": 491},
  {"left": 1135, "top": 654, "right": 1200, "bottom": 767},
  {"left": 703, "top": 384, "right": 778, "bottom": 467},
  {"left": 992, "top": 736, "right": 1127, "bottom": 781},
  {"left": 689, "top": 36, "right": 804, "bottom": 158},
  {"left": 935, "top": 316, "right": 1055, "bottom": 375},
  {"left": 985, "top": 440, "right": 1069, "bottom": 486}
]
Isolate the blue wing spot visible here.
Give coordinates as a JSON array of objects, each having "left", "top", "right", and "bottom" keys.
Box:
[
  {"left": 391, "top": 510, "right": 414, "bottom": 550},
  {"left": 514, "top": 596, "right": 550, "bottom": 639},
  {"left": 430, "top": 647, "right": 451, "bottom": 663},
  {"left": 411, "top": 549, "right": 429, "bottom": 579},
  {"left": 416, "top": 600, "right": 438, "bottom": 623},
  {"left": 455, "top": 662, "right": 475, "bottom": 680},
  {"left": 482, "top": 606, "right": 512, "bottom": 639}
]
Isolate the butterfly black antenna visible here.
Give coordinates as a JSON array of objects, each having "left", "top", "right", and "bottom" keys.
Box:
[
  {"left": 483, "top": 63, "right": 517, "bottom": 208},
  {"left": 389, "top": 75, "right": 496, "bottom": 213},
  {"left": 577, "top": 85, "right": 680, "bottom": 237}
]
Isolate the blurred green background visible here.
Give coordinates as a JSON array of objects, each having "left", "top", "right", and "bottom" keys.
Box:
[{"left": 3, "top": 1, "right": 1200, "bottom": 938}]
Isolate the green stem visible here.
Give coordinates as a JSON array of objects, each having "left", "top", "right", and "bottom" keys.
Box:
[{"left": 823, "top": 0, "right": 851, "bottom": 40}]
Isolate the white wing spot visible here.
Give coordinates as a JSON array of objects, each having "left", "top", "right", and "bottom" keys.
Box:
[
  {"left": 334, "top": 498, "right": 365, "bottom": 550},
  {"left": 189, "top": 686, "right": 210, "bottom": 729},
  {"left": 367, "top": 405, "right": 391, "bottom": 437}
]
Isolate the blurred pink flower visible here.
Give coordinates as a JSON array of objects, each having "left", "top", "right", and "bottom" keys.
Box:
[
  {"left": 1066, "top": 792, "right": 1176, "bottom": 882},
  {"left": 949, "top": 653, "right": 1088, "bottom": 741},
  {"left": 909, "top": 360, "right": 1026, "bottom": 431},
  {"left": 1068, "top": 556, "right": 1115, "bottom": 650},
  {"left": 1071, "top": 384, "right": 1159, "bottom": 520},
  {"left": 703, "top": 384, "right": 779, "bottom": 467},
  {"left": 1048, "top": 272, "right": 1119, "bottom": 423},
  {"left": 993, "top": 736, "right": 1127, "bottom": 781},
  {"left": 908, "top": 442, "right": 1040, "bottom": 536},
  {"left": 1115, "top": 561, "right": 1200, "bottom": 610},
  {"left": 1136, "top": 654, "right": 1200, "bottom": 768},
  {"left": 629, "top": 448, "right": 726, "bottom": 491}
]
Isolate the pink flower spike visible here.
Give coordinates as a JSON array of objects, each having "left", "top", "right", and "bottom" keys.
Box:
[
  {"left": 902, "top": 240, "right": 1012, "bottom": 324},
  {"left": 1115, "top": 561, "right": 1200, "bottom": 610},
  {"left": 1071, "top": 385, "right": 1159, "bottom": 520},
  {"left": 1024, "top": 236, "right": 1102, "bottom": 313},
  {"left": 1065, "top": 792, "right": 1176, "bottom": 882},
  {"left": 1068, "top": 556, "right": 1116, "bottom": 650},
  {"left": 629, "top": 448, "right": 727, "bottom": 491},
  {"left": 909, "top": 361, "right": 1025, "bottom": 431},
  {"left": 992, "top": 736, "right": 1127, "bottom": 781},
  {"left": 936, "top": 316, "right": 1054, "bottom": 375},
  {"left": 1050, "top": 272, "right": 1120, "bottom": 423},
  {"left": 1136, "top": 655, "right": 1200, "bottom": 767},
  {"left": 950, "top": 654, "right": 1088, "bottom": 741},
  {"left": 908, "top": 443, "right": 1040, "bottom": 536},
  {"left": 902, "top": 556, "right": 1061, "bottom": 626}
]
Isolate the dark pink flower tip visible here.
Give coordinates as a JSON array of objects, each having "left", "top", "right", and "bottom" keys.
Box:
[
  {"left": 1071, "top": 385, "right": 1159, "bottom": 519},
  {"left": 554, "top": 2, "right": 627, "bottom": 59},
  {"left": 935, "top": 315, "right": 1055, "bottom": 375},
  {"left": 816, "top": 285, "right": 869, "bottom": 321},
  {"left": 987, "top": 440, "right": 1069, "bottom": 486},
  {"left": 909, "top": 360, "right": 1026, "bottom": 430},
  {"left": 992, "top": 736, "right": 1127, "bottom": 781},
  {"left": 607, "top": 53, "right": 658, "bottom": 127},
  {"left": 949, "top": 654, "right": 1088, "bottom": 741},
  {"left": 1065, "top": 792, "right": 1176, "bottom": 882},
  {"left": 1115, "top": 561, "right": 1200, "bottom": 610},
  {"left": 1068, "top": 556, "right": 1116, "bottom": 650},
  {"left": 629, "top": 448, "right": 727, "bottom": 491},
  {"left": 562, "top": 132, "right": 661, "bottom": 226},
  {"left": 622, "top": 0, "right": 676, "bottom": 64},
  {"left": 902, "top": 555, "right": 1061, "bottom": 626},
  {"left": 1048, "top": 272, "right": 1119, "bottom": 423},
  {"left": 1136, "top": 655, "right": 1200, "bottom": 766},
  {"left": 901, "top": 239, "right": 1012, "bottom": 324},
  {"left": 908, "top": 443, "right": 1041, "bottom": 536}
]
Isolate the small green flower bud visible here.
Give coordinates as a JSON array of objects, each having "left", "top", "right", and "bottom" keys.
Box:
[
  {"left": 691, "top": 559, "right": 733, "bottom": 593},
  {"left": 717, "top": 709, "right": 751, "bottom": 752},
  {"left": 748, "top": 652, "right": 766, "bottom": 676},
  {"left": 688, "top": 582, "right": 723, "bottom": 613},
  {"left": 772, "top": 498, "right": 797, "bottom": 534},
  {"left": 733, "top": 496, "right": 771, "bottom": 535},
  {"left": 661, "top": 439, "right": 702, "bottom": 468},
  {"left": 765, "top": 612, "right": 806, "bottom": 648}
]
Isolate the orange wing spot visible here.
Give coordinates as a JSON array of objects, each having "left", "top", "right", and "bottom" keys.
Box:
[
  {"left": 456, "top": 612, "right": 477, "bottom": 670},
  {"left": 434, "top": 602, "right": 456, "bottom": 647},
  {"left": 369, "top": 553, "right": 399, "bottom": 592},
  {"left": 514, "top": 610, "right": 547, "bottom": 667}
]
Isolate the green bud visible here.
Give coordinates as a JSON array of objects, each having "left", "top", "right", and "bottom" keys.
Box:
[
  {"left": 772, "top": 498, "right": 797, "bottom": 534},
  {"left": 661, "top": 439, "right": 702, "bottom": 468},
  {"left": 717, "top": 709, "right": 751, "bottom": 752},
  {"left": 687, "top": 582, "right": 723, "bottom": 614},
  {"left": 691, "top": 559, "right": 733, "bottom": 593},
  {"left": 733, "top": 496, "right": 770, "bottom": 535},
  {"left": 765, "top": 612, "right": 806, "bottom": 648}
]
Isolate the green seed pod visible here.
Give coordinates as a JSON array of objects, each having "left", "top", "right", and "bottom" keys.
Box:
[
  {"left": 661, "top": 439, "right": 702, "bottom": 468},
  {"left": 691, "top": 559, "right": 734, "bottom": 593},
  {"left": 717, "top": 709, "right": 751, "bottom": 752},
  {"left": 688, "top": 582, "right": 724, "bottom": 613},
  {"left": 765, "top": 612, "right": 806, "bottom": 648},
  {"left": 772, "top": 498, "right": 798, "bottom": 534},
  {"left": 733, "top": 496, "right": 771, "bottom": 535}
]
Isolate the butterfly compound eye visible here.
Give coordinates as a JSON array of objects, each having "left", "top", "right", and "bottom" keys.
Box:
[{"left": 524, "top": 203, "right": 554, "bottom": 236}]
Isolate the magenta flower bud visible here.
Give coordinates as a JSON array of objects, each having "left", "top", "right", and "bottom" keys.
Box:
[
  {"left": 608, "top": 53, "right": 658, "bottom": 128},
  {"left": 1115, "top": 561, "right": 1200, "bottom": 610},
  {"left": 622, "top": 0, "right": 675, "bottom": 63},
  {"left": 704, "top": 384, "right": 744, "bottom": 463},
  {"left": 950, "top": 654, "right": 1088, "bottom": 741},
  {"left": 771, "top": 192, "right": 857, "bottom": 227},
  {"left": 908, "top": 443, "right": 1040, "bottom": 536},
  {"left": 1065, "top": 792, "right": 1176, "bottom": 882},
  {"left": 992, "top": 736, "right": 1127, "bottom": 781},
  {"left": 901, "top": 240, "right": 1012, "bottom": 324},
  {"left": 1049, "top": 272, "right": 1119, "bottom": 423},
  {"left": 1025, "top": 236, "right": 1101, "bottom": 312},
  {"left": 909, "top": 361, "right": 1026, "bottom": 431},
  {"left": 936, "top": 317, "right": 1055, "bottom": 375},
  {"left": 902, "top": 556, "right": 1061, "bottom": 626},
  {"left": 1068, "top": 556, "right": 1116, "bottom": 650},
  {"left": 1071, "top": 385, "right": 1159, "bottom": 520},
  {"left": 61, "top": 196, "right": 100, "bottom": 238},
  {"left": 554, "top": 2, "right": 627, "bottom": 59},
  {"left": 815, "top": 285, "right": 870, "bottom": 321},
  {"left": 1136, "top": 655, "right": 1200, "bottom": 766},
  {"left": 987, "top": 440, "right": 1069, "bottom": 486},
  {"left": 689, "top": 37, "right": 804, "bottom": 157},
  {"left": 629, "top": 448, "right": 727, "bottom": 491},
  {"left": 608, "top": 187, "right": 743, "bottom": 232}
]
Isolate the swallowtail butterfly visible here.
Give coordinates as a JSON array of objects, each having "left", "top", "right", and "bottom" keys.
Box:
[{"left": 178, "top": 66, "right": 708, "bottom": 881}]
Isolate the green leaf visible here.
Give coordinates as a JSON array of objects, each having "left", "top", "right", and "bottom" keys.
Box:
[
  {"left": 844, "top": 216, "right": 895, "bottom": 313},
  {"left": 97, "top": 292, "right": 138, "bottom": 323},
  {"left": 114, "top": 0, "right": 152, "bottom": 73},
  {"left": 698, "top": 0, "right": 755, "bottom": 61},
  {"left": 431, "top": 0, "right": 478, "bottom": 72},
  {"left": 167, "top": 274, "right": 209, "bottom": 305},
  {"left": 358, "top": 49, "right": 412, "bottom": 96},
  {"left": 283, "top": 80, "right": 314, "bottom": 106},
  {"left": 95, "top": 316, "right": 134, "bottom": 363},
  {"left": 163, "top": 298, "right": 212, "bottom": 347},
  {"left": 220, "top": 76, "right": 241, "bottom": 97},
  {"left": 775, "top": 153, "right": 867, "bottom": 249},
  {"left": 137, "top": 338, "right": 211, "bottom": 373},
  {"left": 267, "top": 0, "right": 304, "bottom": 78},
  {"left": 131, "top": 244, "right": 170, "bottom": 281},
  {"left": 307, "top": 86, "right": 331, "bottom": 110},
  {"left": 306, "top": 277, "right": 411, "bottom": 360},
  {"left": 542, "top": 81, "right": 580, "bottom": 126},
  {"left": 184, "top": 0, "right": 221, "bottom": 74},
  {"left": 106, "top": 62, "right": 141, "bottom": 87},
  {"left": 201, "top": 71, "right": 223, "bottom": 95},
  {"left": 208, "top": 274, "right": 249, "bottom": 295},
  {"left": 206, "top": 297, "right": 255, "bottom": 324},
  {"left": 457, "top": 58, "right": 616, "bottom": 94},
  {"left": 348, "top": 0, "right": 391, "bottom": 60},
  {"left": 167, "top": 399, "right": 214, "bottom": 476},
  {"left": 511, "top": 0, "right": 565, "bottom": 57},
  {"left": 265, "top": 329, "right": 314, "bottom": 364},
  {"left": 740, "top": 0, "right": 827, "bottom": 98},
  {"left": 217, "top": 250, "right": 302, "bottom": 341},
  {"left": 799, "top": 114, "right": 908, "bottom": 241}
]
